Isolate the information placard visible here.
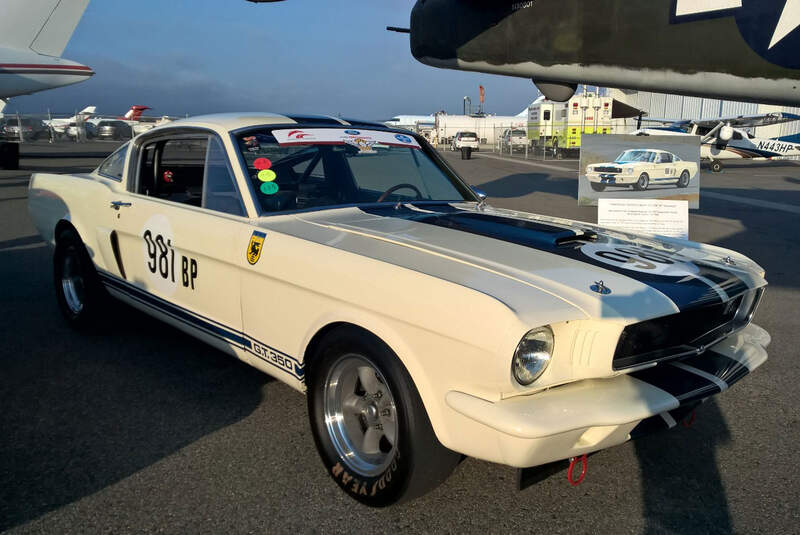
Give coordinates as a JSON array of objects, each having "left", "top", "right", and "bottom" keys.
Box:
[{"left": 598, "top": 199, "right": 689, "bottom": 239}]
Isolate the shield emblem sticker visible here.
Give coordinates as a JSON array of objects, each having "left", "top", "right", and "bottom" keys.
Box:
[{"left": 247, "top": 231, "right": 266, "bottom": 265}]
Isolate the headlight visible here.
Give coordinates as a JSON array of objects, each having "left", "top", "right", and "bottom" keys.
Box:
[
  {"left": 625, "top": 167, "right": 634, "bottom": 174},
  {"left": 512, "top": 326, "right": 554, "bottom": 385}
]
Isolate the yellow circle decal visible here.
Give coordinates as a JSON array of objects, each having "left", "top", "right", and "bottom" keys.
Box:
[{"left": 258, "top": 169, "right": 276, "bottom": 182}]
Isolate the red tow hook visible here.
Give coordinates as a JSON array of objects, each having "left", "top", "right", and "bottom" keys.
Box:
[
  {"left": 682, "top": 410, "right": 697, "bottom": 428},
  {"left": 567, "top": 454, "right": 588, "bottom": 486}
]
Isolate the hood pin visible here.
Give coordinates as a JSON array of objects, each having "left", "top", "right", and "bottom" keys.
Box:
[{"left": 590, "top": 280, "right": 611, "bottom": 295}]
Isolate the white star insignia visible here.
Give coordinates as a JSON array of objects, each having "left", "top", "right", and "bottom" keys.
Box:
[{"left": 769, "top": 0, "right": 800, "bottom": 49}]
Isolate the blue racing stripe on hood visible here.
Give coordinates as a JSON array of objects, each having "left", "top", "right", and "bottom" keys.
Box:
[{"left": 359, "top": 205, "right": 749, "bottom": 311}]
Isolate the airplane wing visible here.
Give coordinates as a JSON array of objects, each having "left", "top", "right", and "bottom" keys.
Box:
[
  {"left": 640, "top": 113, "right": 800, "bottom": 130},
  {"left": 638, "top": 118, "right": 693, "bottom": 129},
  {"left": 691, "top": 113, "right": 800, "bottom": 129},
  {"left": 0, "top": 0, "right": 91, "bottom": 57}
]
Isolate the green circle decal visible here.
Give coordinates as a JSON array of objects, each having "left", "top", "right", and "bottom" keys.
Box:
[
  {"left": 258, "top": 169, "right": 276, "bottom": 182},
  {"left": 260, "top": 182, "right": 279, "bottom": 195}
]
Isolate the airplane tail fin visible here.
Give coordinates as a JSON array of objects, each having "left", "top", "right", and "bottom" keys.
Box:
[
  {"left": 78, "top": 106, "right": 96, "bottom": 116},
  {"left": 124, "top": 105, "right": 151, "bottom": 120},
  {"left": 0, "top": 0, "right": 91, "bottom": 57}
]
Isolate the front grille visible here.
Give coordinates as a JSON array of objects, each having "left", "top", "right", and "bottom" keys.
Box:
[
  {"left": 594, "top": 166, "right": 621, "bottom": 173},
  {"left": 613, "top": 288, "right": 763, "bottom": 370}
]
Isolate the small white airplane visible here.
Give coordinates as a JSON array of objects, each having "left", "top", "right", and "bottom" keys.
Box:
[
  {"left": 384, "top": 114, "right": 435, "bottom": 129},
  {"left": 44, "top": 106, "right": 97, "bottom": 134},
  {"left": 633, "top": 112, "right": 800, "bottom": 172}
]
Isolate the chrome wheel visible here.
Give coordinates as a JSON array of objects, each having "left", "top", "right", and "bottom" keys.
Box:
[
  {"left": 323, "top": 354, "right": 398, "bottom": 476},
  {"left": 61, "top": 249, "right": 85, "bottom": 315}
]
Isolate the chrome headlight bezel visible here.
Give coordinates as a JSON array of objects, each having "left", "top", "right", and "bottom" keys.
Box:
[
  {"left": 625, "top": 167, "right": 634, "bottom": 174},
  {"left": 512, "top": 326, "right": 555, "bottom": 386}
]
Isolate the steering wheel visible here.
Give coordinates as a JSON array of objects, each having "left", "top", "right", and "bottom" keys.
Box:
[{"left": 377, "top": 183, "right": 424, "bottom": 203}]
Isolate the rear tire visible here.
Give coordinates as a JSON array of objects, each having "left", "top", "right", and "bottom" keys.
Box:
[
  {"left": 53, "top": 228, "right": 107, "bottom": 330},
  {"left": 711, "top": 160, "right": 723, "bottom": 173},
  {"left": 307, "top": 327, "right": 459, "bottom": 507},
  {"left": 634, "top": 173, "right": 649, "bottom": 191}
]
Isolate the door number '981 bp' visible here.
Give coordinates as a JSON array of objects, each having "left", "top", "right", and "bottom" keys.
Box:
[{"left": 143, "top": 230, "right": 198, "bottom": 289}]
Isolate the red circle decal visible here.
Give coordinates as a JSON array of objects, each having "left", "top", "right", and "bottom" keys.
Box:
[{"left": 254, "top": 157, "right": 272, "bottom": 170}]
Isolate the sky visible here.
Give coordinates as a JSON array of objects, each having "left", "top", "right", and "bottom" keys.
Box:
[{"left": 8, "top": 0, "right": 540, "bottom": 120}]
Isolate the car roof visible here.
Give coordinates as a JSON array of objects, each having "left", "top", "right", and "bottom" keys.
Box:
[{"left": 161, "top": 112, "right": 389, "bottom": 133}]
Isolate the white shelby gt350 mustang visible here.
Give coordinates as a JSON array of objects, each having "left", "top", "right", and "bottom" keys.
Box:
[
  {"left": 28, "top": 114, "right": 769, "bottom": 506},
  {"left": 586, "top": 149, "right": 699, "bottom": 192}
]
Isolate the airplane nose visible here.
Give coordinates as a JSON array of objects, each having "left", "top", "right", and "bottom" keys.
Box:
[
  {"left": 410, "top": 0, "right": 510, "bottom": 65},
  {"left": 410, "top": 0, "right": 461, "bottom": 62}
]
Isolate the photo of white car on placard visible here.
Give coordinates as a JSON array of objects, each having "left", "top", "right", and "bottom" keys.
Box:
[{"left": 586, "top": 149, "right": 699, "bottom": 192}]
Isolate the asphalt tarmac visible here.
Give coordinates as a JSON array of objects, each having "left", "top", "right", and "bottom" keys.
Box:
[{"left": 1, "top": 142, "right": 799, "bottom": 534}]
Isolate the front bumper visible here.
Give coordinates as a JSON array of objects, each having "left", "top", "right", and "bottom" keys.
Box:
[
  {"left": 445, "top": 323, "right": 769, "bottom": 468},
  {"left": 586, "top": 172, "right": 636, "bottom": 185}
]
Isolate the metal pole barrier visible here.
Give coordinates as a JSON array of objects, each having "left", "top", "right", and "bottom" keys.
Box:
[{"left": 16, "top": 113, "right": 23, "bottom": 143}]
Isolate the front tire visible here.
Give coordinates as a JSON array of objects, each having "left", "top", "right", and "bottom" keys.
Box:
[
  {"left": 678, "top": 170, "right": 690, "bottom": 188},
  {"left": 53, "top": 228, "right": 106, "bottom": 329},
  {"left": 590, "top": 182, "right": 606, "bottom": 192},
  {"left": 307, "top": 327, "right": 459, "bottom": 507},
  {"left": 634, "top": 173, "right": 649, "bottom": 191},
  {"left": 711, "top": 160, "right": 723, "bottom": 173}
]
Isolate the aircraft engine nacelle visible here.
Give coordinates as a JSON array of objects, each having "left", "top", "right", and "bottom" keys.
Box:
[{"left": 719, "top": 125, "right": 734, "bottom": 143}]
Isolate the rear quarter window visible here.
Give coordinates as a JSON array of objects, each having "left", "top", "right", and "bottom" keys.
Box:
[{"left": 97, "top": 143, "right": 129, "bottom": 180}]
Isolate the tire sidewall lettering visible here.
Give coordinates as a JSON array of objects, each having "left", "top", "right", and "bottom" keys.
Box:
[{"left": 330, "top": 451, "right": 402, "bottom": 498}]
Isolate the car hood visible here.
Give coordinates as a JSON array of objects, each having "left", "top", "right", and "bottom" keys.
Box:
[{"left": 266, "top": 203, "right": 765, "bottom": 324}]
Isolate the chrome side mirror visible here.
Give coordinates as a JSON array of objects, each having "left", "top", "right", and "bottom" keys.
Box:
[{"left": 471, "top": 187, "right": 487, "bottom": 201}]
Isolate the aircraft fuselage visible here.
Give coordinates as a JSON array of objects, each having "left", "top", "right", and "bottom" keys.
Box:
[
  {"left": 0, "top": 47, "right": 93, "bottom": 99},
  {"left": 410, "top": 0, "right": 800, "bottom": 105}
]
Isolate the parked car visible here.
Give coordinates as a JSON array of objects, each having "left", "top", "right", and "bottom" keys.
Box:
[
  {"left": 28, "top": 113, "right": 769, "bottom": 507},
  {"left": 586, "top": 149, "right": 699, "bottom": 191},
  {"left": 450, "top": 131, "right": 479, "bottom": 151},
  {"left": 65, "top": 121, "right": 97, "bottom": 139},
  {"left": 95, "top": 120, "right": 134, "bottom": 140},
  {"left": 500, "top": 128, "right": 528, "bottom": 148},
  {"left": 2, "top": 117, "right": 48, "bottom": 140}
]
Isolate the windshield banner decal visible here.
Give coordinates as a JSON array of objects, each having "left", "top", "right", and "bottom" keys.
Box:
[{"left": 272, "top": 128, "right": 421, "bottom": 149}]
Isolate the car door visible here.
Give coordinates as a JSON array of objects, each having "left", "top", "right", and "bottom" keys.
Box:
[
  {"left": 659, "top": 153, "right": 676, "bottom": 179},
  {"left": 108, "top": 131, "right": 252, "bottom": 355}
]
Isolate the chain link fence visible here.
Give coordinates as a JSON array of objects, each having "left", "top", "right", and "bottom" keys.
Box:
[
  {"left": 0, "top": 112, "right": 175, "bottom": 145},
  {"left": 420, "top": 122, "right": 579, "bottom": 161}
]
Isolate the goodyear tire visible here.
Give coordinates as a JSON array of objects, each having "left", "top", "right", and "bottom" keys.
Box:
[
  {"left": 307, "top": 326, "right": 459, "bottom": 507},
  {"left": 678, "top": 170, "right": 691, "bottom": 188},
  {"left": 590, "top": 182, "right": 606, "bottom": 192},
  {"left": 634, "top": 173, "right": 649, "bottom": 191},
  {"left": 53, "top": 227, "right": 106, "bottom": 330}
]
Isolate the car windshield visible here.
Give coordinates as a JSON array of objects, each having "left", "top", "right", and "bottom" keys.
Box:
[
  {"left": 235, "top": 127, "right": 473, "bottom": 214},
  {"left": 616, "top": 150, "right": 652, "bottom": 163}
]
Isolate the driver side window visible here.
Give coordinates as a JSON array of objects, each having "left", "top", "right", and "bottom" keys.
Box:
[{"left": 136, "top": 135, "right": 245, "bottom": 216}]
